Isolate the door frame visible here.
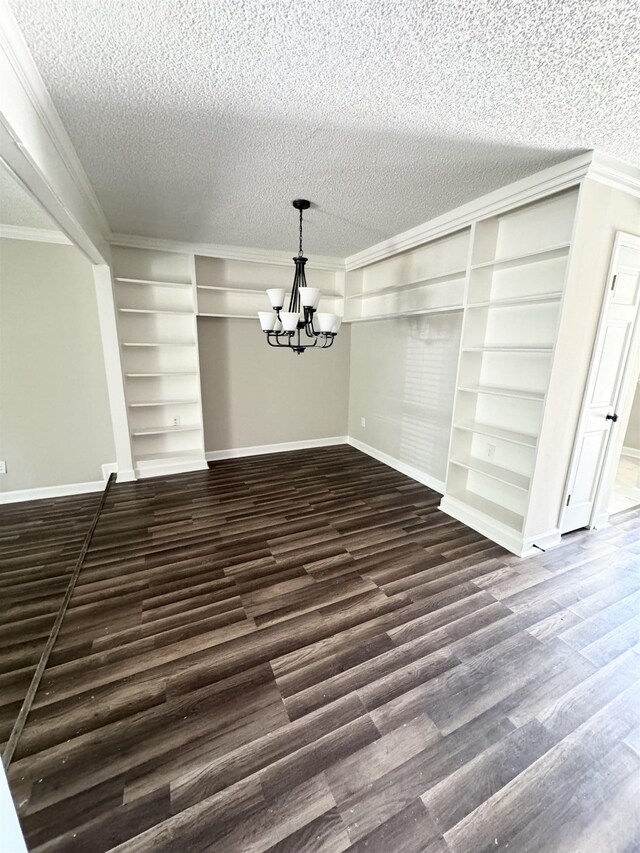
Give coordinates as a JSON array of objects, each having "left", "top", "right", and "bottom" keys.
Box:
[{"left": 559, "top": 230, "right": 640, "bottom": 533}]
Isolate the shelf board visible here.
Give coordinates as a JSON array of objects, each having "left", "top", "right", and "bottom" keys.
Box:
[
  {"left": 128, "top": 399, "right": 200, "bottom": 407},
  {"left": 448, "top": 487, "right": 524, "bottom": 532},
  {"left": 115, "top": 277, "right": 192, "bottom": 288},
  {"left": 454, "top": 420, "right": 537, "bottom": 448},
  {"left": 198, "top": 312, "right": 256, "bottom": 319},
  {"left": 125, "top": 372, "right": 198, "bottom": 378},
  {"left": 471, "top": 243, "right": 570, "bottom": 271},
  {"left": 121, "top": 341, "right": 196, "bottom": 347},
  {"left": 118, "top": 308, "right": 193, "bottom": 316},
  {"left": 467, "top": 291, "right": 564, "bottom": 309},
  {"left": 197, "top": 284, "right": 264, "bottom": 294},
  {"left": 345, "top": 268, "right": 467, "bottom": 300},
  {"left": 131, "top": 424, "right": 201, "bottom": 436},
  {"left": 450, "top": 457, "right": 530, "bottom": 492},
  {"left": 458, "top": 384, "right": 545, "bottom": 402},
  {"left": 462, "top": 346, "right": 553, "bottom": 353},
  {"left": 197, "top": 284, "right": 343, "bottom": 298},
  {"left": 347, "top": 304, "right": 464, "bottom": 323},
  {"left": 135, "top": 448, "right": 203, "bottom": 463}
]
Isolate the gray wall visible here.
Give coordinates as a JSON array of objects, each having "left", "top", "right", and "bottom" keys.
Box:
[
  {"left": 198, "top": 318, "right": 351, "bottom": 450},
  {"left": 348, "top": 313, "right": 462, "bottom": 484},
  {"left": 0, "top": 238, "right": 115, "bottom": 492}
]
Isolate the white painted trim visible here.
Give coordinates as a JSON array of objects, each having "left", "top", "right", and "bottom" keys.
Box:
[
  {"left": 0, "top": 223, "right": 72, "bottom": 244},
  {"left": 439, "top": 495, "right": 535, "bottom": 558},
  {"left": 629, "top": 487, "right": 640, "bottom": 501},
  {"left": 206, "top": 436, "right": 348, "bottom": 461},
  {"left": 0, "top": 478, "right": 107, "bottom": 504},
  {"left": 135, "top": 459, "right": 209, "bottom": 478},
  {"left": 347, "top": 437, "right": 445, "bottom": 494},
  {"left": 111, "top": 233, "right": 344, "bottom": 272},
  {"left": 101, "top": 462, "right": 136, "bottom": 482},
  {"left": 621, "top": 446, "right": 640, "bottom": 459},
  {"left": 0, "top": 1, "right": 110, "bottom": 237},
  {"left": 589, "top": 151, "right": 640, "bottom": 200},
  {"left": 345, "top": 153, "right": 595, "bottom": 270},
  {"left": 101, "top": 462, "right": 117, "bottom": 479},
  {"left": 525, "top": 528, "right": 562, "bottom": 552},
  {"left": 93, "top": 264, "right": 136, "bottom": 479}
]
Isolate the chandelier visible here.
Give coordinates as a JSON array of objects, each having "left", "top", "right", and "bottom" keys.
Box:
[{"left": 258, "top": 199, "right": 341, "bottom": 354}]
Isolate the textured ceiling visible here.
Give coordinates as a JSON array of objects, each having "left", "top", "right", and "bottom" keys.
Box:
[
  {"left": 8, "top": 0, "right": 640, "bottom": 256},
  {"left": 0, "top": 162, "right": 60, "bottom": 230}
]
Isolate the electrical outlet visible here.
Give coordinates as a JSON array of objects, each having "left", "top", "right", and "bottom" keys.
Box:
[
  {"left": 361, "top": 417, "right": 366, "bottom": 428},
  {"left": 486, "top": 443, "right": 496, "bottom": 461},
  {"left": 172, "top": 416, "right": 180, "bottom": 427},
  {"left": 0, "top": 460, "right": 6, "bottom": 474}
]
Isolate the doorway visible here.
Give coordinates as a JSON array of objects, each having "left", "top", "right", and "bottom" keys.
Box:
[
  {"left": 608, "top": 376, "right": 640, "bottom": 514},
  {"left": 560, "top": 231, "right": 640, "bottom": 534}
]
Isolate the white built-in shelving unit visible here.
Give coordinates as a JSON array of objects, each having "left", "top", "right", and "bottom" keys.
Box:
[
  {"left": 441, "top": 188, "right": 579, "bottom": 552},
  {"left": 103, "top": 158, "right": 637, "bottom": 562},
  {"left": 344, "top": 229, "right": 470, "bottom": 323},
  {"left": 194, "top": 256, "right": 343, "bottom": 319},
  {"left": 111, "top": 246, "right": 208, "bottom": 477}
]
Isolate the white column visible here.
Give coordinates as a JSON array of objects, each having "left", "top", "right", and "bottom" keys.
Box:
[{"left": 93, "top": 264, "right": 135, "bottom": 481}]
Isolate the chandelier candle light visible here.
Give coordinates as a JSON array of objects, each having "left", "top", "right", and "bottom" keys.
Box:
[{"left": 257, "top": 199, "right": 341, "bottom": 354}]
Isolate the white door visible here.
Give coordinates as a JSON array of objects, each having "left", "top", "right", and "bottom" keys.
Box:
[{"left": 561, "top": 233, "right": 640, "bottom": 534}]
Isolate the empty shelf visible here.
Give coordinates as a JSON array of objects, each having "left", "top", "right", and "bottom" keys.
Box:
[
  {"left": 115, "top": 277, "right": 191, "bottom": 288},
  {"left": 454, "top": 420, "right": 537, "bottom": 448},
  {"left": 347, "top": 304, "right": 464, "bottom": 322},
  {"left": 198, "top": 313, "right": 256, "bottom": 319},
  {"left": 458, "top": 384, "right": 545, "bottom": 402},
  {"left": 197, "top": 284, "right": 342, "bottom": 298},
  {"left": 131, "top": 424, "right": 201, "bottom": 436},
  {"left": 135, "top": 448, "right": 202, "bottom": 463},
  {"left": 118, "top": 308, "right": 193, "bottom": 315},
  {"left": 125, "top": 372, "right": 198, "bottom": 377},
  {"left": 462, "top": 346, "right": 553, "bottom": 353},
  {"left": 122, "top": 341, "right": 196, "bottom": 347},
  {"left": 467, "top": 291, "right": 563, "bottom": 309},
  {"left": 449, "top": 487, "right": 524, "bottom": 532},
  {"left": 450, "top": 457, "right": 531, "bottom": 491},
  {"left": 346, "top": 268, "right": 467, "bottom": 300},
  {"left": 127, "top": 399, "right": 200, "bottom": 407},
  {"left": 471, "top": 243, "right": 570, "bottom": 271}
]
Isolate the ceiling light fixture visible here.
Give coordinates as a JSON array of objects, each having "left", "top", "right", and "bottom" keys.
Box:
[{"left": 258, "top": 199, "right": 341, "bottom": 354}]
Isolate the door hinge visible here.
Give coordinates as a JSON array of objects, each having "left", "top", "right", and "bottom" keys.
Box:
[
  {"left": 566, "top": 494, "right": 571, "bottom": 506},
  {"left": 611, "top": 274, "right": 617, "bottom": 292}
]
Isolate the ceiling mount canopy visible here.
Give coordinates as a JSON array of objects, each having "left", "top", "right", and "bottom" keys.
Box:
[{"left": 257, "top": 200, "right": 341, "bottom": 354}]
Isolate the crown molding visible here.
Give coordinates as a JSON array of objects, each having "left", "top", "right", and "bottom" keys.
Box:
[
  {"left": 588, "top": 150, "right": 640, "bottom": 199},
  {"left": 0, "top": 223, "right": 72, "bottom": 244},
  {"left": 345, "top": 152, "right": 597, "bottom": 270},
  {"left": 0, "top": 2, "right": 111, "bottom": 238},
  {"left": 110, "top": 232, "right": 345, "bottom": 272}
]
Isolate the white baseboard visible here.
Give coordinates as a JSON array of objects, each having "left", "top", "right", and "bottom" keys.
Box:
[
  {"left": 206, "top": 436, "right": 349, "bottom": 461},
  {"left": 135, "top": 459, "right": 209, "bottom": 478},
  {"left": 525, "top": 527, "right": 562, "bottom": 552},
  {"left": 0, "top": 478, "right": 107, "bottom": 505},
  {"left": 102, "top": 462, "right": 135, "bottom": 483},
  {"left": 438, "top": 495, "right": 532, "bottom": 557},
  {"left": 347, "top": 437, "right": 446, "bottom": 494},
  {"left": 621, "top": 446, "right": 640, "bottom": 459}
]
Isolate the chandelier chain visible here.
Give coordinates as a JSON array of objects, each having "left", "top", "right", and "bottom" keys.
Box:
[{"left": 298, "top": 208, "right": 304, "bottom": 256}]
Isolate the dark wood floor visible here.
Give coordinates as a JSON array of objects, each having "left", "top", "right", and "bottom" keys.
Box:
[
  {"left": 3, "top": 445, "right": 640, "bottom": 852},
  {"left": 0, "top": 491, "right": 103, "bottom": 752}
]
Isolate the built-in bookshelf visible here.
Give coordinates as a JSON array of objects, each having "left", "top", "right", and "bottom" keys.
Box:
[
  {"left": 344, "top": 229, "right": 470, "bottom": 322},
  {"left": 195, "top": 256, "right": 343, "bottom": 319},
  {"left": 441, "top": 188, "right": 579, "bottom": 553},
  {"left": 111, "top": 246, "right": 207, "bottom": 477}
]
